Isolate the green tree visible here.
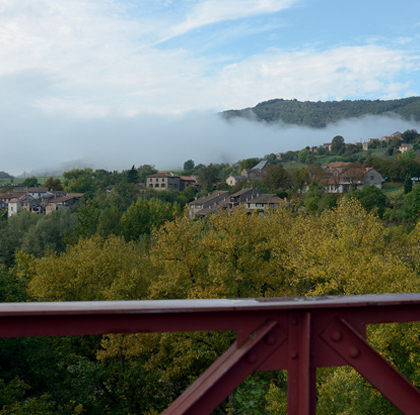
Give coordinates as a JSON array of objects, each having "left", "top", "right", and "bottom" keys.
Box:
[
  {"left": 137, "top": 165, "right": 158, "bottom": 183},
  {"left": 283, "top": 151, "right": 297, "bottom": 161},
  {"left": 389, "top": 136, "right": 402, "bottom": 149},
  {"left": 126, "top": 165, "right": 139, "bottom": 183},
  {"left": 0, "top": 265, "right": 27, "bottom": 302},
  {"left": 63, "top": 168, "right": 95, "bottom": 195},
  {"left": 402, "top": 129, "right": 420, "bottom": 143},
  {"left": 403, "top": 183, "right": 420, "bottom": 220},
  {"left": 22, "top": 177, "right": 39, "bottom": 188},
  {"left": 304, "top": 183, "right": 323, "bottom": 214},
  {"left": 183, "top": 159, "right": 195, "bottom": 171},
  {"left": 316, "top": 146, "right": 327, "bottom": 155},
  {"left": 0, "top": 210, "right": 40, "bottom": 266},
  {"left": 107, "top": 181, "right": 140, "bottom": 213},
  {"left": 97, "top": 206, "right": 122, "bottom": 237},
  {"left": 331, "top": 135, "right": 345, "bottom": 155},
  {"left": 239, "top": 158, "right": 260, "bottom": 171},
  {"left": 73, "top": 201, "right": 100, "bottom": 240},
  {"left": 404, "top": 174, "right": 413, "bottom": 194},
  {"left": 44, "top": 177, "right": 63, "bottom": 191},
  {"left": 349, "top": 185, "right": 386, "bottom": 217},
  {"left": 298, "top": 148, "right": 312, "bottom": 164},
  {"left": 0, "top": 171, "right": 13, "bottom": 179},
  {"left": 121, "top": 198, "right": 180, "bottom": 242},
  {"left": 263, "top": 165, "right": 291, "bottom": 193},
  {"left": 198, "top": 164, "right": 220, "bottom": 189},
  {"left": 19, "top": 209, "right": 77, "bottom": 258},
  {"left": 398, "top": 148, "right": 416, "bottom": 159}
]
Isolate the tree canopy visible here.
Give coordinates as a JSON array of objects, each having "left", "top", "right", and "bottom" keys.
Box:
[{"left": 222, "top": 97, "right": 420, "bottom": 127}]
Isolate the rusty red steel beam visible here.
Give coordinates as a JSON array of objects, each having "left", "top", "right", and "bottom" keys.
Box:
[
  {"left": 163, "top": 319, "right": 286, "bottom": 415},
  {"left": 287, "top": 311, "right": 316, "bottom": 415},
  {"left": 2, "top": 293, "right": 420, "bottom": 415},
  {"left": 1, "top": 293, "right": 420, "bottom": 339},
  {"left": 321, "top": 317, "right": 420, "bottom": 415}
]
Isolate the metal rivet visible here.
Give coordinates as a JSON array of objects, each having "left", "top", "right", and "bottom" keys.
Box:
[
  {"left": 265, "top": 333, "right": 276, "bottom": 345},
  {"left": 290, "top": 351, "right": 299, "bottom": 359},
  {"left": 331, "top": 330, "right": 343, "bottom": 342},
  {"left": 246, "top": 352, "right": 258, "bottom": 364},
  {"left": 349, "top": 346, "right": 360, "bottom": 358},
  {"left": 290, "top": 317, "right": 299, "bottom": 326}
]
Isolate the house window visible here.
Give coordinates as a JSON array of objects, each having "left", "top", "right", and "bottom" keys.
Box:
[
  {"left": 155, "top": 184, "right": 159, "bottom": 188},
  {"left": 161, "top": 184, "right": 165, "bottom": 187}
]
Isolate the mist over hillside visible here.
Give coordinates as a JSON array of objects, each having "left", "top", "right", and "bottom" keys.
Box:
[
  {"left": 5, "top": 106, "right": 420, "bottom": 177},
  {"left": 222, "top": 97, "right": 420, "bottom": 128}
]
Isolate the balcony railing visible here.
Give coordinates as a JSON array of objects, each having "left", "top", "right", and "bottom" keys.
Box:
[{"left": 1, "top": 293, "right": 420, "bottom": 414}]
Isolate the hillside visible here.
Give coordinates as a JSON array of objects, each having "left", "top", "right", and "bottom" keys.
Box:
[{"left": 222, "top": 97, "right": 420, "bottom": 128}]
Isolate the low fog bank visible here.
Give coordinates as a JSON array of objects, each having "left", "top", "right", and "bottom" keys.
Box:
[{"left": 2, "top": 110, "right": 420, "bottom": 176}]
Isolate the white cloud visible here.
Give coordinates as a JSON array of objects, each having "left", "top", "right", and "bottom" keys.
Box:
[
  {"left": 160, "top": 0, "right": 300, "bottom": 42},
  {"left": 0, "top": 0, "right": 419, "bottom": 121},
  {"left": 214, "top": 45, "right": 420, "bottom": 107}
]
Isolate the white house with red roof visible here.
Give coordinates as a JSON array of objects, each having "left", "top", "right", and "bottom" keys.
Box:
[{"left": 7, "top": 195, "right": 42, "bottom": 218}]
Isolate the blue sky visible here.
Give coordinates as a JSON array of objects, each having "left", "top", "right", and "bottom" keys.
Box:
[{"left": 1, "top": 0, "right": 420, "bottom": 174}]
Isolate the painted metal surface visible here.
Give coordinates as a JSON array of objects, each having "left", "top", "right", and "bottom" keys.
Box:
[{"left": 2, "top": 293, "right": 420, "bottom": 414}]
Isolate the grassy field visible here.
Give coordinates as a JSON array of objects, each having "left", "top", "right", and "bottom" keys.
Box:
[
  {"left": 280, "top": 148, "right": 384, "bottom": 170},
  {"left": 0, "top": 176, "right": 63, "bottom": 186},
  {"left": 382, "top": 182, "right": 403, "bottom": 194},
  {"left": 370, "top": 147, "right": 387, "bottom": 158}
]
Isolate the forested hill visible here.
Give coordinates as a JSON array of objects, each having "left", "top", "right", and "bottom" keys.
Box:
[{"left": 221, "top": 96, "right": 420, "bottom": 128}]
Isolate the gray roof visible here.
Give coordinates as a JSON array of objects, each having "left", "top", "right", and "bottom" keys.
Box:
[
  {"left": 251, "top": 160, "right": 269, "bottom": 171},
  {"left": 189, "top": 191, "right": 229, "bottom": 206},
  {"left": 247, "top": 194, "right": 283, "bottom": 204}
]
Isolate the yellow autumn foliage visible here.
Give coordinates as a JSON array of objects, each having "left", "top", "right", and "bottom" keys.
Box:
[
  {"left": 20, "top": 198, "right": 420, "bottom": 414},
  {"left": 25, "top": 235, "right": 150, "bottom": 301}
]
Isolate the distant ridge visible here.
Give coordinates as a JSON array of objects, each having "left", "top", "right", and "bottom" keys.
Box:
[{"left": 221, "top": 97, "right": 420, "bottom": 128}]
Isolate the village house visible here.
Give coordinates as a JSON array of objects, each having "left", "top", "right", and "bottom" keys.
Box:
[
  {"left": 241, "top": 160, "right": 270, "bottom": 180},
  {"left": 381, "top": 131, "right": 402, "bottom": 144},
  {"left": 45, "top": 193, "right": 84, "bottom": 214},
  {"left": 188, "top": 191, "right": 230, "bottom": 218},
  {"left": 0, "top": 190, "right": 27, "bottom": 211},
  {"left": 323, "top": 143, "right": 332, "bottom": 152},
  {"left": 179, "top": 176, "right": 200, "bottom": 191},
  {"left": 362, "top": 138, "right": 381, "bottom": 151},
  {"left": 399, "top": 143, "right": 413, "bottom": 153},
  {"left": 245, "top": 193, "right": 284, "bottom": 211},
  {"left": 229, "top": 188, "right": 261, "bottom": 208},
  {"left": 276, "top": 152, "right": 285, "bottom": 161},
  {"left": 225, "top": 175, "right": 243, "bottom": 187},
  {"left": 147, "top": 173, "right": 181, "bottom": 191},
  {"left": 308, "top": 146, "right": 318, "bottom": 154},
  {"left": 8, "top": 194, "right": 43, "bottom": 218},
  {"left": 322, "top": 162, "right": 383, "bottom": 193},
  {"left": 188, "top": 188, "right": 281, "bottom": 218},
  {"left": 27, "top": 187, "right": 52, "bottom": 199},
  {"left": 146, "top": 173, "right": 198, "bottom": 192}
]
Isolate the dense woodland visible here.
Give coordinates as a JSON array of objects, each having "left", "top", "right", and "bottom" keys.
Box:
[
  {"left": 3, "top": 129, "right": 420, "bottom": 413},
  {"left": 222, "top": 97, "right": 420, "bottom": 128}
]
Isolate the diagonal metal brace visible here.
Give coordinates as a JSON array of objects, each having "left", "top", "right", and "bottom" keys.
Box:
[
  {"left": 162, "top": 319, "right": 286, "bottom": 415},
  {"left": 320, "top": 317, "right": 420, "bottom": 415}
]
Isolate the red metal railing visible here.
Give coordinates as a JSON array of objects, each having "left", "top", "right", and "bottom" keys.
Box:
[{"left": 1, "top": 293, "right": 420, "bottom": 414}]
